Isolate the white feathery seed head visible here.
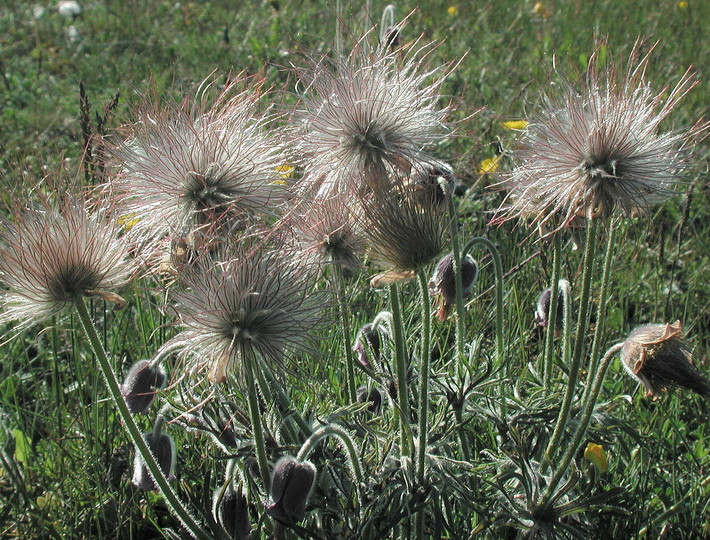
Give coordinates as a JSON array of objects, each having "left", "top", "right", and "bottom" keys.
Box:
[
  {"left": 160, "top": 246, "right": 325, "bottom": 384},
  {"left": 0, "top": 195, "right": 133, "bottom": 330},
  {"left": 496, "top": 42, "right": 706, "bottom": 233},
  {"left": 293, "top": 41, "right": 452, "bottom": 197},
  {"left": 108, "top": 77, "right": 289, "bottom": 253}
]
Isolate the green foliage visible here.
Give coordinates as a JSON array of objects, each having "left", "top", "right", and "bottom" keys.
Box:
[{"left": 0, "top": 0, "right": 708, "bottom": 538}]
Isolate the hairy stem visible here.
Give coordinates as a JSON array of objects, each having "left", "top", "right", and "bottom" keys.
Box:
[
  {"left": 415, "top": 269, "right": 432, "bottom": 540},
  {"left": 74, "top": 299, "right": 211, "bottom": 540},
  {"left": 543, "top": 234, "right": 562, "bottom": 387},
  {"left": 544, "top": 219, "right": 598, "bottom": 463}
]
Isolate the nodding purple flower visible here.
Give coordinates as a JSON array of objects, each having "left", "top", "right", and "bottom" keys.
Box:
[
  {"left": 159, "top": 247, "right": 325, "bottom": 384},
  {"left": 495, "top": 43, "right": 706, "bottom": 233},
  {"left": 0, "top": 195, "right": 132, "bottom": 330},
  {"left": 356, "top": 385, "right": 383, "bottom": 413},
  {"left": 620, "top": 320, "right": 710, "bottom": 399},
  {"left": 293, "top": 42, "right": 451, "bottom": 197},
  {"left": 265, "top": 457, "right": 317, "bottom": 526},
  {"left": 428, "top": 253, "right": 478, "bottom": 321},
  {"left": 213, "top": 486, "right": 251, "bottom": 540},
  {"left": 120, "top": 360, "right": 167, "bottom": 414},
  {"left": 534, "top": 286, "right": 566, "bottom": 336},
  {"left": 131, "top": 431, "right": 175, "bottom": 491},
  {"left": 107, "top": 78, "right": 287, "bottom": 257},
  {"left": 353, "top": 323, "right": 385, "bottom": 369}
]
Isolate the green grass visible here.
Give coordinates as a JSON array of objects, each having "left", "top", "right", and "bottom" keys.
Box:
[{"left": 1, "top": 0, "right": 709, "bottom": 538}]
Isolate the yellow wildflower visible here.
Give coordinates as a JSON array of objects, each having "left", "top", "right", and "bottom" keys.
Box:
[
  {"left": 677, "top": 1, "right": 689, "bottom": 9},
  {"left": 117, "top": 213, "right": 140, "bottom": 231},
  {"left": 532, "top": 2, "right": 551, "bottom": 18},
  {"left": 501, "top": 120, "right": 529, "bottom": 130},
  {"left": 478, "top": 154, "right": 502, "bottom": 174},
  {"left": 583, "top": 443, "right": 609, "bottom": 473},
  {"left": 447, "top": 6, "right": 459, "bottom": 16}
]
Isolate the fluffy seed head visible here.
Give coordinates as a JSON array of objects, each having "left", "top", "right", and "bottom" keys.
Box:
[
  {"left": 161, "top": 247, "right": 324, "bottom": 383},
  {"left": 289, "top": 192, "right": 364, "bottom": 279},
  {"left": 495, "top": 44, "right": 705, "bottom": 232},
  {"left": 360, "top": 184, "right": 449, "bottom": 286},
  {"left": 108, "top": 78, "right": 288, "bottom": 254},
  {"left": 294, "top": 42, "right": 451, "bottom": 196},
  {"left": 620, "top": 320, "right": 710, "bottom": 398},
  {"left": 0, "top": 196, "right": 132, "bottom": 330}
]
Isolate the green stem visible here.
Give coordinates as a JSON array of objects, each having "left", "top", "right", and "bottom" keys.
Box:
[
  {"left": 296, "top": 424, "right": 363, "bottom": 488},
  {"left": 544, "top": 219, "right": 598, "bottom": 463},
  {"left": 337, "top": 278, "right": 358, "bottom": 404},
  {"left": 462, "top": 237, "right": 504, "bottom": 373},
  {"left": 537, "top": 343, "right": 623, "bottom": 511},
  {"left": 389, "top": 283, "right": 411, "bottom": 457},
  {"left": 448, "top": 191, "right": 466, "bottom": 364},
  {"left": 243, "top": 354, "right": 271, "bottom": 493},
  {"left": 462, "top": 237, "right": 505, "bottom": 415},
  {"left": 582, "top": 220, "right": 617, "bottom": 405},
  {"left": 414, "top": 270, "right": 432, "bottom": 540},
  {"left": 543, "top": 234, "right": 562, "bottom": 387},
  {"left": 256, "top": 356, "right": 313, "bottom": 438},
  {"left": 74, "top": 299, "right": 211, "bottom": 540}
]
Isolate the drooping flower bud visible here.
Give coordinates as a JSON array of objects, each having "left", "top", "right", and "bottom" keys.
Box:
[
  {"left": 534, "top": 286, "right": 565, "bottom": 335},
  {"left": 428, "top": 253, "right": 478, "bottom": 321},
  {"left": 213, "top": 486, "right": 251, "bottom": 540},
  {"left": 265, "top": 457, "right": 317, "bottom": 526},
  {"left": 620, "top": 320, "right": 710, "bottom": 399},
  {"left": 131, "top": 431, "right": 176, "bottom": 491},
  {"left": 352, "top": 323, "right": 384, "bottom": 369},
  {"left": 356, "top": 385, "right": 383, "bottom": 414},
  {"left": 120, "top": 360, "right": 167, "bottom": 414}
]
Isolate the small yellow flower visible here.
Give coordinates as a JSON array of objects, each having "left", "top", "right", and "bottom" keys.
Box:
[
  {"left": 677, "top": 1, "right": 689, "bottom": 9},
  {"left": 276, "top": 163, "right": 295, "bottom": 178},
  {"left": 478, "top": 154, "right": 502, "bottom": 174},
  {"left": 532, "top": 2, "right": 551, "bottom": 18},
  {"left": 501, "top": 120, "right": 529, "bottom": 130},
  {"left": 584, "top": 443, "right": 609, "bottom": 473},
  {"left": 447, "top": 6, "right": 458, "bottom": 16},
  {"left": 117, "top": 213, "right": 140, "bottom": 231}
]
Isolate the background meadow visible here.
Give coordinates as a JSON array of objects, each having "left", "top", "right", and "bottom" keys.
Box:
[{"left": 0, "top": 1, "right": 708, "bottom": 538}]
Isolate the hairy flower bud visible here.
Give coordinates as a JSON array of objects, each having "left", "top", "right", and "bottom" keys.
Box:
[
  {"left": 213, "top": 486, "right": 251, "bottom": 540},
  {"left": 120, "top": 360, "right": 167, "bottom": 414},
  {"left": 265, "top": 457, "right": 316, "bottom": 526},
  {"left": 356, "top": 385, "right": 383, "bottom": 413},
  {"left": 534, "top": 286, "right": 566, "bottom": 335},
  {"left": 621, "top": 320, "right": 710, "bottom": 399},
  {"left": 352, "top": 323, "right": 383, "bottom": 369},
  {"left": 428, "top": 253, "right": 478, "bottom": 321},
  {"left": 131, "top": 432, "right": 176, "bottom": 491}
]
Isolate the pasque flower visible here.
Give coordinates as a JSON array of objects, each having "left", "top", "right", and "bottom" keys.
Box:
[
  {"left": 160, "top": 246, "right": 324, "bottom": 383},
  {"left": 265, "top": 457, "right": 317, "bottom": 526},
  {"left": 108, "top": 78, "right": 287, "bottom": 252},
  {"left": 360, "top": 183, "right": 449, "bottom": 287},
  {"left": 294, "top": 42, "right": 451, "bottom": 196},
  {"left": 496, "top": 44, "right": 704, "bottom": 231},
  {"left": 621, "top": 320, "right": 710, "bottom": 398},
  {"left": 0, "top": 196, "right": 132, "bottom": 330}
]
